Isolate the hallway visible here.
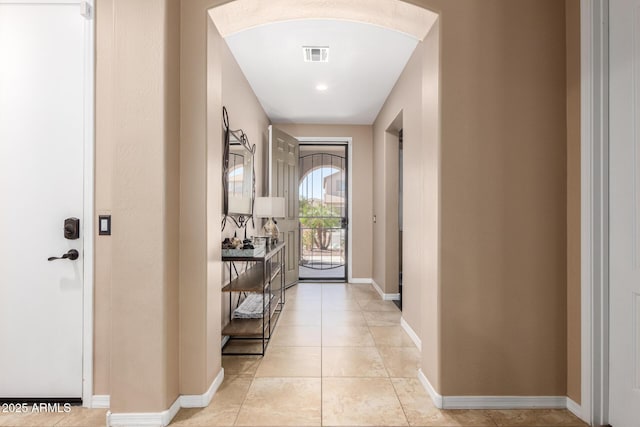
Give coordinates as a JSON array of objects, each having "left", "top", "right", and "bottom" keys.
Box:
[{"left": 173, "top": 283, "right": 586, "bottom": 427}]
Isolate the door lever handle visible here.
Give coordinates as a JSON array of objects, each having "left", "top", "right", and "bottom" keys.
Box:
[{"left": 48, "top": 249, "right": 79, "bottom": 261}]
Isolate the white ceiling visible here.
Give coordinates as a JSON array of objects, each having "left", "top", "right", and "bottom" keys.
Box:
[{"left": 223, "top": 19, "right": 421, "bottom": 125}]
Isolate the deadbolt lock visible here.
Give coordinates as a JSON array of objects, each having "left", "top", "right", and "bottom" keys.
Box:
[{"left": 64, "top": 217, "right": 80, "bottom": 240}]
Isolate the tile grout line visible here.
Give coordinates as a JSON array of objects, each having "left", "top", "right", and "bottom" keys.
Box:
[
  {"left": 367, "top": 284, "right": 393, "bottom": 379},
  {"left": 229, "top": 305, "right": 268, "bottom": 426},
  {"left": 231, "top": 370, "right": 256, "bottom": 427},
  {"left": 389, "top": 377, "right": 412, "bottom": 427},
  {"left": 369, "top": 284, "right": 411, "bottom": 427}
]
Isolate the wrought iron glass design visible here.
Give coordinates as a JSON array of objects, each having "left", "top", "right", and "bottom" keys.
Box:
[{"left": 299, "top": 147, "right": 347, "bottom": 280}]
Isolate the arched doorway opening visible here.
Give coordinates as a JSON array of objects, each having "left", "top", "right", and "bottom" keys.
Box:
[
  {"left": 198, "top": 0, "right": 441, "bottom": 396},
  {"left": 179, "top": 0, "right": 440, "bottom": 423}
]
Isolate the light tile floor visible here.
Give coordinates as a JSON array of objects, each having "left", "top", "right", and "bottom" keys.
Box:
[
  {"left": 0, "top": 282, "right": 588, "bottom": 427},
  {"left": 0, "top": 406, "right": 107, "bottom": 427},
  {"left": 175, "top": 282, "right": 588, "bottom": 427}
]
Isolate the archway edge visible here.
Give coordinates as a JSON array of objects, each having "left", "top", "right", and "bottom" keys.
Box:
[{"left": 208, "top": 0, "right": 439, "bottom": 40}]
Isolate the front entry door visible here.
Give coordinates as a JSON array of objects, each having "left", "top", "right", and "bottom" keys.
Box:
[
  {"left": 298, "top": 145, "right": 348, "bottom": 281},
  {"left": 610, "top": 0, "right": 640, "bottom": 423},
  {"left": 0, "top": 2, "right": 86, "bottom": 399},
  {"left": 269, "top": 126, "right": 299, "bottom": 286}
]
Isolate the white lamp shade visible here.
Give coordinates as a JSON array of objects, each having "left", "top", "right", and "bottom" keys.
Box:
[{"left": 254, "top": 197, "right": 286, "bottom": 218}]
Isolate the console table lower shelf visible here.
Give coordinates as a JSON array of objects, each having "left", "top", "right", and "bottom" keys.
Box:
[{"left": 221, "top": 242, "right": 286, "bottom": 356}]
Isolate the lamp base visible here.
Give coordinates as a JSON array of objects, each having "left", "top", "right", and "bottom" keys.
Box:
[{"left": 262, "top": 218, "right": 280, "bottom": 242}]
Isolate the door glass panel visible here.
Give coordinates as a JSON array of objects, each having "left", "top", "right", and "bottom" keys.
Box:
[{"left": 299, "top": 145, "right": 347, "bottom": 281}]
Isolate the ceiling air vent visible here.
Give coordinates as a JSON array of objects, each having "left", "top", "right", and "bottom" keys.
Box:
[{"left": 303, "top": 46, "right": 329, "bottom": 63}]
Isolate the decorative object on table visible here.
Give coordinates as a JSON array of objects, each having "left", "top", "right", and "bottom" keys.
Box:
[
  {"left": 233, "top": 293, "right": 275, "bottom": 319},
  {"left": 221, "top": 246, "right": 265, "bottom": 257},
  {"left": 253, "top": 236, "right": 271, "bottom": 248},
  {"left": 221, "top": 236, "right": 265, "bottom": 257},
  {"left": 231, "top": 234, "right": 242, "bottom": 248},
  {"left": 222, "top": 106, "right": 256, "bottom": 231},
  {"left": 254, "top": 196, "right": 286, "bottom": 243}
]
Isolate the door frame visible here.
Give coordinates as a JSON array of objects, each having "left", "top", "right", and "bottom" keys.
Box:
[
  {"left": 81, "top": 0, "right": 95, "bottom": 408},
  {"left": 296, "top": 137, "right": 353, "bottom": 283},
  {"left": 298, "top": 141, "right": 349, "bottom": 282},
  {"left": 580, "top": 0, "right": 609, "bottom": 425}
]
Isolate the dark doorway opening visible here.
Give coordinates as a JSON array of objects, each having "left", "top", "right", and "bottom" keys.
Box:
[{"left": 395, "top": 129, "right": 403, "bottom": 310}]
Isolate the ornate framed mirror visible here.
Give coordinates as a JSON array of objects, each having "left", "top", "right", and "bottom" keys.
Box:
[{"left": 222, "top": 107, "right": 256, "bottom": 229}]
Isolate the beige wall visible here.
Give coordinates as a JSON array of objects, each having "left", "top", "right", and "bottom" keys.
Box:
[
  {"left": 221, "top": 42, "right": 270, "bottom": 208},
  {"left": 220, "top": 31, "right": 271, "bottom": 327},
  {"left": 421, "top": 0, "right": 568, "bottom": 396},
  {"left": 419, "top": 18, "right": 441, "bottom": 391},
  {"left": 276, "top": 124, "right": 373, "bottom": 280},
  {"left": 179, "top": 4, "right": 272, "bottom": 395},
  {"left": 566, "top": 0, "right": 581, "bottom": 404},
  {"left": 94, "top": 0, "right": 114, "bottom": 396},
  {"left": 95, "top": 0, "right": 181, "bottom": 412},
  {"left": 178, "top": 5, "right": 209, "bottom": 395},
  {"left": 205, "top": 15, "right": 224, "bottom": 391},
  {"left": 372, "top": 40, "right": 426, "bottom": 339},
  {"left": 178, "top": 7, "right": 222, "bottom": 397},
  {"left": 370, "top": 16, "right": 440, "bottom": 388},
  {"left": 165, "top": 0, "right": 181, "bottom": 408},
  {"left": 374, "top": 0, "right": 573, "bottom": 396}
]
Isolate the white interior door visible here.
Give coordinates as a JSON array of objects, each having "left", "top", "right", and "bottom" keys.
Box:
[
  {"left": 0, "top": 2, "right": 86, "bottom": 398},
  {"left": 610, "top": 0, "right": 640, "bottom": 424},
  {"left": 269, "top": 126, "right": 299, "bottom": 286}
]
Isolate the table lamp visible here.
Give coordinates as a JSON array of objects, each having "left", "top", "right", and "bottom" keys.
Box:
[{"left": 254, "top": 197, "right": 286, "bottom": 243}]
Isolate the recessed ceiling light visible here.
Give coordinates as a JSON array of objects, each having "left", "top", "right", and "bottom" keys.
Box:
[{"left": 316, "top": 84, "right": 328, "bottom": 91}]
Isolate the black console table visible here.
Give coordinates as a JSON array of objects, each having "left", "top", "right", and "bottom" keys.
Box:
[{"left": 221, "top": 242, "right": 286, "bottom": 355}]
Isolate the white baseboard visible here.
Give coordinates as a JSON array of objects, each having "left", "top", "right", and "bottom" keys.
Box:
[
  {"left": 180, "top": 368, "right": 224, "bottom": 408},
  {"left": 165, "top": 398, "right": 182, "bottom": 425},
  {"left": 107, "top": 368, "right": 224, "bottom": 426},
  {"left": 400, "top": 317, "right": 422, "bottom": 350},
  {"left": 371, "top": 279, "right": 400, "bottom": 301},
  {"left": 91, "top": 394, "right": 110, "bottom": 409},
  {"left": 350, "top": 278, "right": 400, "bottom": 301},
  {"left": 418, "top": 368, "right": 443, "bottom": 408},
  {"left": 441, "top": 395, "right": 567, "bottom": 409},
  {"left": 107, "top": 396, "right": 180, "bottom": 427},
  {"left": 566, "top": 397, "right": 582, "bottom": 420},
  {"left": 371, "top": 279, "right": 385, "bottom": 298},
  {"left": 417, "top": 369, "right": 569, "bottom": 411},
  {"left": 349, "top": 277, "right": 372, "bottom": 284}
]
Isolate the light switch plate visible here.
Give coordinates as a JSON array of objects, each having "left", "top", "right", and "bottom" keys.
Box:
[{"left": 99, "top": 215, "right": 111, "bottom": 236}]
